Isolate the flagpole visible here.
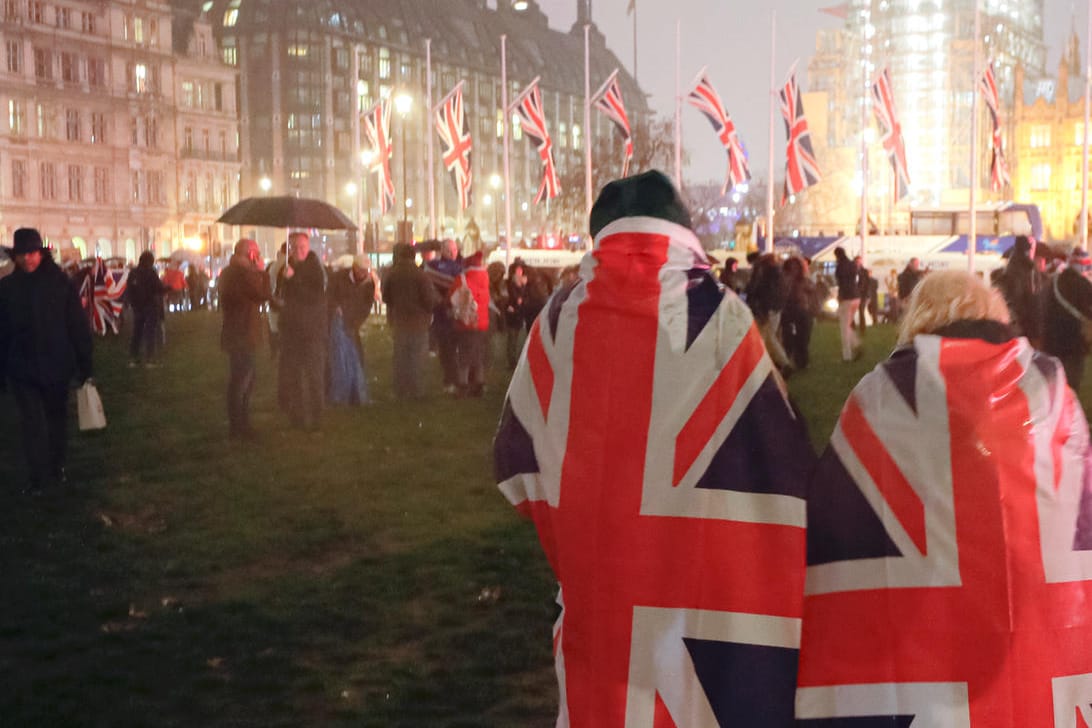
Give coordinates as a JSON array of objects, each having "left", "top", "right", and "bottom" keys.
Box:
[
  {"left": 501, "top": 34, "right": 512, "bottom": 270},
  {"left": 631, "top": 0, "right": 638, "bottom": 87},
  {"left": 584, "top": 24, "right": 593, "bottom": 224},
  {"left": 674, "top": 20, "right": 682, "bottom": 188},
  {"left": 351, "top": 45, "right": 362, "bottom": 255},
  {"left": 859, "top": 13, "right": 868, "bottom": 261},
  {"left": 1081, "top": 0, "right": 1091, "bottom": 250},
  {"left": 765, "top": 10, "right": 776, "bottom": 254},
  {"left": 969, "top": 0, "right": 980, "bottom": 274},
  {"left": 426, "top": 38, "right": 436, "bottom": 240}
]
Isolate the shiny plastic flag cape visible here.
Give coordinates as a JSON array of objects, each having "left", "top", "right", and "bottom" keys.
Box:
[
  {"left": 495, "top": 216, "right": 813, "bottom": 726},
  {"left": 797, "top": 333, "right": 1092, "bottom": 726}
]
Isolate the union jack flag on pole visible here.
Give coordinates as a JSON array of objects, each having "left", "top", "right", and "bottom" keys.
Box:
[
  {"left": 798, "top": 334, "right": 1092, "bottom": 726},
  {"left": 687, "top": 68, "right": 751, "bottom": 195},
  {"left": 979, "top": 61, "right": 1011, "bottom": 191},
  {"left": 496, "top": 209, "right": 813, "bottom": 726},
  {"left": 363, "top": 99, "right": 395, "bottom": 215},
  {"left": 592, "top": 69, "right": 634, "bottom": 177},
  {"left": 434, "top": 82, "right": 473, "bottom": 210},
  {"left": 871, "top": 67, "right": 911, "bottom": 202},
  {"left": 80, "top": 258, "right": 126, "bottom": 336},
  {"left": 779, "top": 64, "right": 823, "bottom": 205},
  {"left": 510, "top": 78, "right": 560, "bottom": 204}
]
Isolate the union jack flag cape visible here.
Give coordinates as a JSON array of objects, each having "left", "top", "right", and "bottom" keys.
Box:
[
  {"left": 979, "top": 61, "right": 1011, "bottom": 192},
  {"left": 80, "top": 257, "right": 126, "bottom": 335},
  {"left": 779, "top": 66, "right": 822, "bottom": 205},
  {"left": 592, "top": 70, "right": 634, "bottom": 177},
  {"left": 798, "top": 330, "right": 1092, "bottom": 726},
  {"left": 435, "top": 83, "right": 473, "bottom": 210},
  {"left": 512, "top": 79, "right": 560, "bottom": 204},
  {"left": 687, "top": 68, "right": 751, "bottom": 194},
  {"left": 871, "top": 67, "right": 911, "bottom": 201},
  {"left": 363, "top": 99, "right": 395, "bottom": 215},
  {"left": 495, "top": 214, "right": 813, "bottom": 726}
]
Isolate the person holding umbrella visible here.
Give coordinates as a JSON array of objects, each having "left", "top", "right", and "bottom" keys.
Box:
[{"left": 278, "top": 232, "right": 327, "bottom": 431}]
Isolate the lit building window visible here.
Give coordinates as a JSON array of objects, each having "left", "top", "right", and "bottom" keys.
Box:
[
  {"left": 1029, "top": 125, "right": 1050, "bottom": 148},
  {"left": 223, "top": 8, "right": 238, "bottom": 27},
  {"left": 1031, "top": 163, "right": 1051, "bottom": 191},
  {"left": 1075, "top": 123, "right": 1089, "bottom": 146},
  {"left": 12, "top": 159, "right": 26, "bottom": 199},
  {"left": 572, "top": 123, "right": 581, "bottom": 151},
  {"left": 379, "top": 48, "right": 391, "bottom": 80},
  {"left": 7, "top": 99, "right": 24, "bottom": 135}
]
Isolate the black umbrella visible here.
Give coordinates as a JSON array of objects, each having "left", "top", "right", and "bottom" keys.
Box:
[{"left": 217, "top": 196, "right": 356, "bottom": 231}]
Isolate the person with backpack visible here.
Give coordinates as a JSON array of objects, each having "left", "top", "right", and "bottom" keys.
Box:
[{"left": 449, "top": 250, "right": 490, "bottom": 397}]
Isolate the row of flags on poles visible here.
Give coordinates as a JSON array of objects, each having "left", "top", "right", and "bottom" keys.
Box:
[
  {"left": 358, "top": 57, "right": 1011, "bottom": 216},
  {"left": 358, "top": 71, "right": 635, "bottom": 215}
]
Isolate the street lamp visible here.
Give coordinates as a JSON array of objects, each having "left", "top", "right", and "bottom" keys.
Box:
[
  {"left": 490, "top": 173, "right": 502, "bottom": 246},
  {"left": 259, "top": 176, "right": 272, "bottom": 193},
  {"left": 394, "top": 92, "right": 413, "bottom": 241},
  {"left": 359, "top": 148, "right": 376, "bottom": 257}
]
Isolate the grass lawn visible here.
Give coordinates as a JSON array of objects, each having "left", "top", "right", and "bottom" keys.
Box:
[{"left": 1, "top": 312, "right": 1088, "bottom": 726}]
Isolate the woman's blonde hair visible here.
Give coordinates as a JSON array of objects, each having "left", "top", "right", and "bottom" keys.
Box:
[{"left": 897, "top": 269, "right": 1010, "bottom": 344}]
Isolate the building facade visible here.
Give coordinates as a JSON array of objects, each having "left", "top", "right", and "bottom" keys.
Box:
[
  {"left": 205, "top": 0, "right": 647, "bottom": 252},
  {"left": 0, "top": 0, "right": 238, "bottom": 261},
  {"left": 805, "top": 0, "right": 1047, "bottom": 222},
  {"left": 172, "top": 4, "right": 242, "bottom": 257}
]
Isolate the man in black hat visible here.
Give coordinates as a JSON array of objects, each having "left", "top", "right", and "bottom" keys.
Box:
[{"left": 0, "top": 227, "right": 93, "bottom": 493}]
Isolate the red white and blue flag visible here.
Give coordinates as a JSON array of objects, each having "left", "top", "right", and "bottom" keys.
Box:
[
  {"left": 979, "top": 61, "right": 1011, "bottom": 192},
  {"left": 363, "top": 98, "right": 395, "bottom": 215},
  {"left": 779, "top": 65, "right": 823, "bottom": 205},
  {"left": 798, "top": 334, "right": 1092, "bottom": 726},
  {"left": 495, "top": 216, "right": 813, "bottom": 726},
  {"left": 80, "top": 257, "right": 126, "bottom": 335},
  {"left": 435, "top": 83, "right": 473, "bottom": 210},
  {"left": 511, "top": 78, "right": 560, "bottom": 204},
  {"left": 687, "top": 68, "right": 751, "bottom": 194},
  {"left": 592, "top": 69, "right": 634, "bottom": 177},
  {"left": 871, "top": 67, "right": 911, "bottom": 201}
]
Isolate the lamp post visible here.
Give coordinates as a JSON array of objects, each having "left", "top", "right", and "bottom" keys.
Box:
[
  {"left": 394, "top": 92, "right": 413, "bottom": 242},
  {"left": 484, "top": 193, "right": 499, "bottom": 247},
  {"left": 259, "top": 176, "right": 272, "bottom": 193},
  {"left": 490, "top": 173, "right": 502, "bottom": 247},
  {"left": 360, "top": 148, "right": 375, "bottom": 256}
]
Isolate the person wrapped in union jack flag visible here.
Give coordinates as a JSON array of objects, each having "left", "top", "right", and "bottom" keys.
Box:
[
  {"left": 495, "top": 170, "right": 815, "bottom": 726},
  {"left": 798, "top": 269, "right": 1092, "bottom": 726}
]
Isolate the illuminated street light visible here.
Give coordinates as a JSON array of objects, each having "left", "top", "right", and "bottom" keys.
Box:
[
  {"left": 345, "top": 182, "right": 357, "bottom": 197},
  {"left": 394, "top": 92, "right": 413, "bottom": 241},
  {"left": 259, "top": 176, "right": 272, "bottom": 193}
]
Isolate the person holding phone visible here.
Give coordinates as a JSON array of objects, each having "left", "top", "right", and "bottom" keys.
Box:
[{"left": 218, "top": 238, "right": 271, "bottom": 440}]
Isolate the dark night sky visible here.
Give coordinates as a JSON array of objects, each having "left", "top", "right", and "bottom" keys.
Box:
[{"left": 535, "top": 0, "right": 1083, "bottom": 185}]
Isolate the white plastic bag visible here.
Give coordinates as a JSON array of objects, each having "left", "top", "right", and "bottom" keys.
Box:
[{"left": 77, "top": 380, "right": 106, "bottom": 431}]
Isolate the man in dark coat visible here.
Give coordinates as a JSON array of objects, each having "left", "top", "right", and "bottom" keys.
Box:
[
  {"left": 278, "top": 232, "right": 327, "bottom": 430},
  {"left": 126, "top": 250, "right": 166, "bottom": 367},
  {"left": 834, "top": 246, "right": 860, "bottom": 361},
  {"left": 218, "top": 238, "right": 271, "bottom": 439},
  {"left": 0, "top": 228, "right": 93, "bottom": 493},
  {"left": 327, "top": 254, "right": 379, "bottom": 366},
  {"left": 383, "top": 242, "right": 439, "bottom": 399},
  {"left": 997, "top": 235, "right": 1048, "bottom": 346},
  {"left": 425, "top": 238, "right": 463, "bottom": 393}
]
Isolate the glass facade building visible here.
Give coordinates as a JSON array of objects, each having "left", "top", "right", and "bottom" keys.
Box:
[
  {"left": 809, "top": 0, "right": 1046, "bottom": 206},
  {"left": 204, "top": 0, "right": 647, "bottom": 247}
]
